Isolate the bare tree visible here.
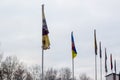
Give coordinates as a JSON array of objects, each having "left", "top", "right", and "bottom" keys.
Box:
[
  {"left": 0, "top": 53, "right": 3, "bottom": 80},
  {"left": 79, "top": 73, "right": 92, "bottom": 80},
  {"left": 45, "top": 68, "right": 57, "bottom": 80},
  {"left": 25, "top": 72, "right": 33, "bottom": 80},
  {"left": 0, "top": 53, "right": 3, "bottom": 63},
  {"left": 13, "top": 63, "right": 26, "bottom": 80},
  {"left": 1, "top": 56, "right": 19, "bottom": 80},
  {"left": 59, "top": 68, "right": 71, "bottom": 80},
  {"left": 30, "top": 65, "right": 41, "bottom": 80}
]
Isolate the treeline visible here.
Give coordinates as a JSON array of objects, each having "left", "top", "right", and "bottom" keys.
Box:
[{"left": 0, "top": 54, "right": 92, "bottom": 80}]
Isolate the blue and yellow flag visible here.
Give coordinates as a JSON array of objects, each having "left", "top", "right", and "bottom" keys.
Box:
[
  {"left": 42, "top": 4, "right": 50, "bottom": 50},
  {"left": 71, "top": 32, "right": 77, "bottom": 59}
]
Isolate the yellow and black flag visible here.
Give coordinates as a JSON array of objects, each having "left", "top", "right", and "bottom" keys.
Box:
[{"left": 42, "top": 4, "right": 50, "bottom": 50}]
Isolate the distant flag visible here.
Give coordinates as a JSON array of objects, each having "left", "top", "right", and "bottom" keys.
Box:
[
  {"left": 99, "top": 42, "right": 102, "bottom": 58},
  {"left": 105, "top": 48, "right": 108, "bottom": 73},
  {"left": 94, "top": 29, "right": 97, "bottom": 55},
  {"left": 42, "top": 4, "right": 50, "bottom": 50},
  {"left": 114, "top": 59, "right": 116, "bottom": 73},
  {"left": 71, "top": 32, "right": 77, "bottom": 59},
  {"left": 110, "top": 54, "right": 113, "bottom": 70}
]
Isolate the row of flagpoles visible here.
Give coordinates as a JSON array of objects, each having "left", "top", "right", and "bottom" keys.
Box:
[
  {"left": 41, "top": 4, "right": 117, "bottom": 80},
  {"left": 94, "top": 30, "right": 117, "bottom": 80}
]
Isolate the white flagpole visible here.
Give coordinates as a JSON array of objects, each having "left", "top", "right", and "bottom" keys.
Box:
[
  {"left": 100, "top": 57, "right": 102, "bottom": 80},
  {"left": 105, "top": 48, "right": 107, "bottom": 80},
  {"left": 99, "top": 42, "right": 102, "bottom": 80},
  {"left": 95, "top": 55, "right": 97, "bottom": 80},
  {"left": 94, "top": 29, "right": 97, "bottom": 80},
  {"left": 42, "top": 4, "right": 44, "bottom": 80},
  {"left": 72, "top": 58, "right": 74, "bottom": 80},
  {"left": 42, "top": 49, "right": 44, "bottom": 80}
]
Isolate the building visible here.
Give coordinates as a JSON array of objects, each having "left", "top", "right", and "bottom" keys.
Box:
[{"left": 106, "top": 73, "right": 120, "bottom": 80}]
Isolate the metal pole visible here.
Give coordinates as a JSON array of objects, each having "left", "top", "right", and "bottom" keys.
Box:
[
  {"left": 42, "top": 49, "right": 44, "bottom": 80},
  {"left": 42, "top": 4, "right": 44, "bottom": 80},
  {"left": 100, "top": 58, "right": 102, "bottom": 80},
  {"left": 114, "top": 60, "right": 116, "bottom": 80},
  {"left": 72, "top": 59, "right": 74, "bottom": 80},
  {"left": 119, "top": 72, "right": 120, "bottom": 80},
  {"left": 94, "top": 29, "right": 97, "bottom": 80},
  {"left": 105, "top": 72, "right": 107, "bottom": 80},
  {"left": 105, "top": 48, "right": 107, "bottom": 80},
  {"left": 95, "top": 55, "right": 97, "bottom": 80},
  {"left": 99, "top": 42, "right": 102, "bottom": 80}
]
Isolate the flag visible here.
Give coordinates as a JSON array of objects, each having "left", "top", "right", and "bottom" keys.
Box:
[
  {"left": 110, "top": 54, "right": 113, "bottom": 70},
  {"left": 94, "top": 29, "right": 97, "bottom": 55},
  {"left": 105, "top": 48, "right": 107, "bottom": 73},
  {"left": 71, "top": 32, "right": 77, "bottom": 59},
  {"left": 99, "top": 42, "right": 102, "bottom": 58},
  {"left": 42, "top": 4, "right": 50, "bottom": 50},
  {"left": 114, "top": 59, "right": 116, "bottom": 73}
]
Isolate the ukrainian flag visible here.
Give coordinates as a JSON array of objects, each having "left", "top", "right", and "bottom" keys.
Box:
[
  {"left": 71, "top": 32, "right": 77, "bottom": 59},
  {"left": 42, "top": 4, "right": 50, "bottom": 50}
]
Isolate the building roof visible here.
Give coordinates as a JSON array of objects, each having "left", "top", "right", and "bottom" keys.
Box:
[{"left": 106, "top": 73, "right": 119, "bottom": 77}]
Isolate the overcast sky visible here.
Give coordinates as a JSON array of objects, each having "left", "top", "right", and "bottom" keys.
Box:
[{"left": 0, "top": 0, "right": 120, "bottom": 80}]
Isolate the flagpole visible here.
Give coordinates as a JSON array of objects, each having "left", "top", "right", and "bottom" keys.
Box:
[
  {"left": 119, "top": 72, "right": 120, "bottom": 80},
  {"left": 105, "top": 72, "right": 108, "bottom": 80},
  {"left": 110, "top": 54, "right": 113, "bottom": 73},
  {"left": 72, "top": 58, "right": 74, "bottom": 80},
  {"left": 100, "top": 58, "right": 102, "bottom": 80},
  {"left": 42, "top": 48, "right": 44, "bottom": 80},
  {"left": 71, "top": 32, "right": 77, "bottom": 80},
  {"left": 42, "top": 4, "right": 44, "bottom": 80},
  {"left": 41, "top": 4, "right": 50, "bottom": 80},
  {"left": 94, "top": 29, "right": 97, "bottom": 80},
  {"left": 114, "top": 60, "right": 116, "bottom": 74},
  {"left": 99, "top": 42, "right": 102, "bottom": 80},
  {"left": 105, "top": 69, "right": 107, "bottom": 80},
  {"left": 105, "top": 48, "right": 108, "bottom": 80},
  {"left": 95, "top": 55, "right": 97, "bottom": 80},
  {"left": 114, "top": 60, "right": 116, "bottom": 80}
]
